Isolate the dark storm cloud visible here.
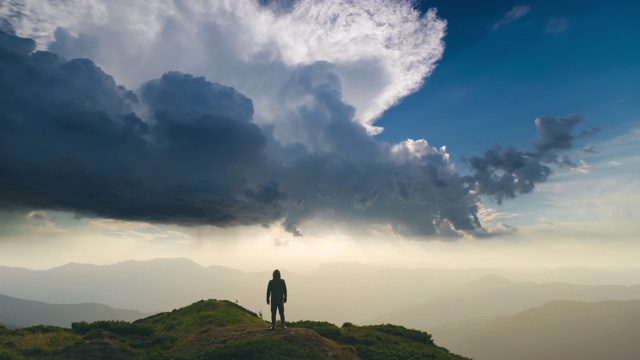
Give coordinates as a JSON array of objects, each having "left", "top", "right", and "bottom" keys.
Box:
[
  {"left": 0, "top": 31, "right": 288, "bottom": 228},
  {"left": 533, "top": 115, "right": 583, "bottom": 154},
  {"left": 276, "top": 61, "right": 384, "bottom": 160},
  {"left": 465, "top": 115, "right": 586, "bottom": 204},
  {"left": 268, "top": 62, "right": 481, "bottom": 237},
  {"left": 464, "top": 146, "right": 552, "bottom": 204},
  {"left": 0, "top": 31, "right": 587, "bottom": 239}
]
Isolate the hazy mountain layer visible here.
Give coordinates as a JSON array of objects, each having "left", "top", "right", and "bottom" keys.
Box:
[
  {"left": 0, "top": 258, "right": 509, "bottom": 324},
  {"left": 0, "top": 294, "right": 150, "bottom": 328},
  {"left": 2, "top": 259, "right": 639, "bottom": 328},
  {"left": 431, "top": 299, "right": 640, "bottom": 360},
  {"left": 366, "top": 274, "right": 640, "bottom": 328}
]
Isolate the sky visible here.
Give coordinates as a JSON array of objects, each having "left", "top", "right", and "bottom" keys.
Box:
[{"left": 0, "top": 0, "right": 638, "bottom": 271}]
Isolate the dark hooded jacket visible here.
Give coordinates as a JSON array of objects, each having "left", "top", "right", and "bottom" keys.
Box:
[{"left": 266, "top": 270, "right": 287, "bottom": 305}]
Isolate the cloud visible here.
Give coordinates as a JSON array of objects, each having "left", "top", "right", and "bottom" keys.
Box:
[
  {"left": 26, "top": 211, "right": 61, "bottom": 232},
  {"left": 0, "top": 0, "right": 591, "bottom": 241},
  {"left": 0, "top": 29, "right": 482, "bottom": 238},
  {"left": 0, "top": 31, "right": 290, "bottom": 229},
  {"left": 572, "top": 160, "right": 592, "bottom": 174},
  {"left": 464, "top": 115, "right": 586, "bottom": 204},
  {"left": 545, "top": 18, "right": 569, "bottom": 33},
  {"left": 493, "top": 5, "right": 531, "bottom": 30},
  {"left": 465, "top": 146, "right": 552, "bottom": 204},
  {"left": 533, "top": 114, "right": 583, "bottom": 154},
  {"left": 477, "top": 206, "right": 519, "bottom": 223},
  {"left": 2, "top": 0, "right": 446, "bottom": 135}
]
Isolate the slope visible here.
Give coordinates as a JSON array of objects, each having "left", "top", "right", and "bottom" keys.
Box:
[
  {"left": 431, "top": 299, "right": 640, "bottom": 360},
  {"left": 0, "top": 299, "right": 470, "bottom": 360}
]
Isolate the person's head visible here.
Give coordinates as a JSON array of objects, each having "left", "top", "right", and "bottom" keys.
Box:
[{"left": 272, "top": 269, "right": 281, "bottom": 279}]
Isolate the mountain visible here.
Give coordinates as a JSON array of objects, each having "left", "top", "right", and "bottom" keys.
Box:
[
  {"left": 309, "top": 262, "right": 383, "bottom": 274},
  {"left": 365, "top": 274, "right": 640, "bottom": 328},
  {"left": 0, "top": 293, "right": 150, "bottom": 328},
  {"left": 528, "top": 266, "right": 640, "bottom": 285},
  {"left": 0, "top": 299, "right": 471, "bottom": 360},
  {"left": 4, "top": 259, "right": 637, "bottom": 327},
  {"left": 0, "top": 258, "right": 253, "bottom": 312},
  {"left": 0, "top": 259, "right": 509, "bottom": 324},
  {"left": 431, "top": 299, "right": 640, "bottom": 360}
]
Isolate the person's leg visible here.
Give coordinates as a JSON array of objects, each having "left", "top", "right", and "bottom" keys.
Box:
[
  {"left": 270, "top": 302, "right": 277, "bottom": 329},
  {"left": 278, "top": 303, "right": 285, "bottom": 328}
]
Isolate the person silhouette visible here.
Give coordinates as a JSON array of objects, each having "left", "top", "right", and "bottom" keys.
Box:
[{"left": 266, "top": 269, "right": 287, "bottom": 330}]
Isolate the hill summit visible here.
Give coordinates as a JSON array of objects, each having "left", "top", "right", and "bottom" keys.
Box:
[{"left": 0, "top": 299, "right": 470, "bottom": 359}]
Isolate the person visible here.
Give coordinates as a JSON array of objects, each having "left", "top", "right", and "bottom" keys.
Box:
[{"left": 266, "top": 269, "right": 287, "bottom": 330}]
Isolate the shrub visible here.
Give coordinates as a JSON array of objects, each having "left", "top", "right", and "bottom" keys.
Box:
[
  {"left": 201, "top": 338, "right": 325, "bottom": 360},
  {"left": 368, "top": 324, "right": 433, "bottom": 345},
  {"left": 72, "top": 320, "right": 153, "bottom": 337},
  {"left": 0, "top": 349, "right": 16, "bottom": 360},
  {"left": 288, "top": 321, "right": 341, "bottom": 340}
]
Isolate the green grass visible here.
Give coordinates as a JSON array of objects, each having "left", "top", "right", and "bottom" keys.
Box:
[
  {"left": 135, "top": 299, "right": 265, "bottom": 334},
  {"left": 197, "top": 338, "right": 328, "bottom": 360},
  {"left": 289, "top": 321, "right": 465, "bottom": 360},
  {"left": 0, "top": 299, "right": 470, "bottom": 360}
]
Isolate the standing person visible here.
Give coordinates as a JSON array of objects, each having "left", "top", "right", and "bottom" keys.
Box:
[{"left": 266, "top": 269, "right": 287, "bottom": 330}]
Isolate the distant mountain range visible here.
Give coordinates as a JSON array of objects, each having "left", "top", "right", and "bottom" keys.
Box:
[
  {"left": 0, "top": 258, "right": 251, "bottom": 313},
  {"left": 1, "top": 258, "right": 639, "bottom": 329},
  {"left": 0, "top": 258, "right": 510, "bottom": 324},
  {"left": 365, "top": 274, "right": 640, "bottom": 328},
  {"left": 431, "top": 299, "right": 640, "bottom": 360},
  {"left": 2, "top": 258, "right": 639, "bottom": 359},
  {"left": 0, "top": 293, "right": 150, "bottom": 328}
]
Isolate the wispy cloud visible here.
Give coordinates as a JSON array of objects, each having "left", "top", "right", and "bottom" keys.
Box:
[
  {"left": 477, "top": 206, "right": 519, "bottom": 223},
  {"left": 493, "top": 5, "right": 531, "bottom": 30},
  {"left": 545, "top": 18, "right": 569, "bottom": 33},
  {"left": 26, "top": 211, "right": 64, "bottom": 234}
]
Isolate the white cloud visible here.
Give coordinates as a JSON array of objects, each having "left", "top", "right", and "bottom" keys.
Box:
[
  {"left": 493, "top": 5, "right": 531, "bottom": 30},
  {"left": 4, "top": 0, "right": 446, "bottom": 134},
  {"left": 90, "top": 219, "right": 158, "bottom": 231},
  {"left": 390, "top": 139, "right": 450, "bottom": 164},
  {"left": 477, "top": 205, "right": 519, "bottom": 223},
  {"left": 572, "top": 160, "right": 592, "bottom": 173}
]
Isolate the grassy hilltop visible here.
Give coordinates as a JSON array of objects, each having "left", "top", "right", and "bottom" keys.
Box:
[{"left": 0, "top": 299, "right": 470, "bottom": 360}]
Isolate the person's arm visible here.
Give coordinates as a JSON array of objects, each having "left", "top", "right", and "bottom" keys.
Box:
[
  {"left": 266, "top": 280, "right": 272, "bottom": 304},
  {"left": 283, "top": 280, "right": 287, "bottom": 303}
]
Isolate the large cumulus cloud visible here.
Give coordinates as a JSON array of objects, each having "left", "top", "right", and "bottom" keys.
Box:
[
  {"left": 0, "top": 31, "right": 289, "bottom": 227},
  {"left": 1, "top": 29, "right": 481, "bottom": 237},
  {"left": 0, "top": 0, "right": 592, "bottom": 240}
]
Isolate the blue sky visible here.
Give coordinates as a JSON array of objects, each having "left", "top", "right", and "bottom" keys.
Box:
[
  {"left": 0, "top": 0, "right": 638, "bottom": 270},
  {"left": 379, "top": 0, "right": 640, "bottom": 158}
]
